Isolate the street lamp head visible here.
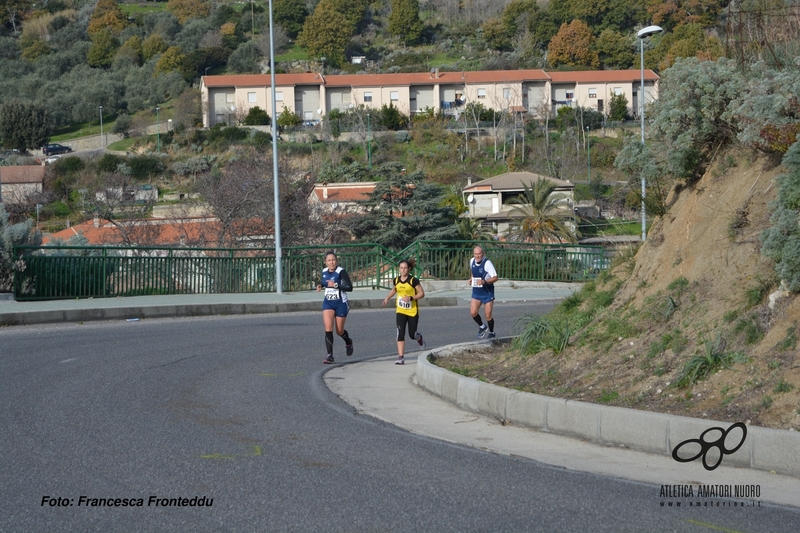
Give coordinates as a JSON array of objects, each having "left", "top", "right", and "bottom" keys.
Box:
[{"left": 637, "top": 25, "right": 663, "bottom": 39}]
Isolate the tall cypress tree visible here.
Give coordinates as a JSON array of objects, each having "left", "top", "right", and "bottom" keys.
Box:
[
  {"left": 0, "top": 102, "right": 51, "bottom": 151},
  {"left": 388, "top": 0, "right": 424, "bottom": 46}
]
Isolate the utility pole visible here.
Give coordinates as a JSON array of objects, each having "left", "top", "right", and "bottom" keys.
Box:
[
  {"left": 586, "top": 126, "right": 590, "bottom": 183},
  {"left": 367, "top": 112, "right": 372, "bottom": 169},
  {"left": 99, "top": 105, "right": 103, "bottom": 148},
  {"left": 156, "top": 106, "right": 160, "bottom": 154}
]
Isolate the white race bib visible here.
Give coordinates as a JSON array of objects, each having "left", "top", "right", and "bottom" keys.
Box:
[
  {"left": 324, "top": 287, "right": 339, "bottom": 300},
  {"left": 471, "top": 277, "right": 482, "bottom": 287},
  {"left": 397, "top": 296, "right": 412, "bottom": 310}
]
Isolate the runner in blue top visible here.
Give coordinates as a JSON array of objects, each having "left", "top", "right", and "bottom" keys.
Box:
[
  {"left": 316, "top": 251, "right": 354, "bottom": 364},
  {"left": 468, "top": 245, "right": 498, "bottom": 339}
]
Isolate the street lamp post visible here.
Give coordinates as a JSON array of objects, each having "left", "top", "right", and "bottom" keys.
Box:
[
  {"left": 99, "top": 105, "right": 103, "bottom": 148},
  {"left": 367, "top": 112, "right": 371, "bottom": 169},
  {"left": 268, "top": 0, "right": 283, "bottom": 293},
  {"left": 637, "top": 25, "right": 663, "bottom": 242},
  {"left": 156, "top": 106, "right": 160, "bottom": 154}
]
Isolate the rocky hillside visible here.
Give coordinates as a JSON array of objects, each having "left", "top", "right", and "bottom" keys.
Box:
[{"left": 448, "top": 149, "right": 800, "bottom": 431}]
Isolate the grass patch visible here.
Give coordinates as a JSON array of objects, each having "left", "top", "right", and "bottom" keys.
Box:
[
  {"left": 761, "top": 395, "right": 773, "bottom": 409},
  {"left": 107, "top": 137, "right": 139, "bottom": 151},
  {"left": 723, "top": 309, "right": 739, "bottom": 323},
  {"left": 777, "top": 324, "right": 797, "bottom": 351},
  {"left": 734, "top": 317, "right": 763, "bottom": 344},
  {"left": 773, "top": 379, "right": 793, "bottom": 394},
  {"left": 120, "top": 2, "right": 167, "bottom": 16},
  {"left": 275, "top": 43, "right": 309, "bottom": 62},
  {"left": 597, "top": 389, "right": 619, "bottom": 403},
  {"left": 745, "top": 275, "right": 777, "bottom": 308},
  {"left": 512, "top": 314, "right": 573, "bottom": 355},
  {"left": 674, "top": 335, "right": 743, "bottom": 388}
]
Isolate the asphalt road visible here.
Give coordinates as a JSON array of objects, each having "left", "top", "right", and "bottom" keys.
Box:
[{"left": 1, "top": 304, "right": 797, "bottom": 532}]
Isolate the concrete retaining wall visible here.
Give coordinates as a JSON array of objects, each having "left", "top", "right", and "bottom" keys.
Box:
[{"left": 417, "top": 342, "right": 800, "bottom": 478}]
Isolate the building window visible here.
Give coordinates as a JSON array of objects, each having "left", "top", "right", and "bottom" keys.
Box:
[
  {"left": 248, "top": 92, "right": 256, "bottom": 103},
  {"left": 275, "top": 91, "right": 283, "bottom": 101},
  {"left": 364, "top": 92, "right": 373, "bottom": 102},
  {"left": 226, "top": 93, "right": 235, "bottom": 103},
  {"left": 588, "top": 88, "right": 597, "bottom": 98},
  {"left": 614, "top": 87, "right": 622, "bottom": 96},
  {"left": 503, "top": 88, "right": 511, "bottom": 99},
  {"left": 477, "top": 88, "right": 486, "bottom": 99},
  {"left": 390, "top": 91, "right": 399, "bottom": 101},
  {"left": 565, "top": 91, "right": 574, "bottom": 100}
]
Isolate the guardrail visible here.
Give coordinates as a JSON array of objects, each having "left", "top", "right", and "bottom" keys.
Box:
[{"left": 12, "top": 241, "right": 603, "bottom": 301}]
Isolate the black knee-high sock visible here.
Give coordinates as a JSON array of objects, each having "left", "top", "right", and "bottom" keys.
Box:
[
  {"left": 472, "top": 315, "right": 484, "bottom": 327},
  {"left": 339, "top": 329, "right": 352, "bottom": 345},
  {"left": 325, "top": 331, "right": 334, "bottom": 355},
  {"left": 488, "top": 319, "right": 495, "bottom": 332}
]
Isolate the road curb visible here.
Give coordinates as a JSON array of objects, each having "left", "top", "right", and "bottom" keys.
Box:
[
  {"left": 0, "top": 296, "right": 461, "bottom": 326},
  {"left": 416, "top": 341, "right": 800, "bottom": 478}
]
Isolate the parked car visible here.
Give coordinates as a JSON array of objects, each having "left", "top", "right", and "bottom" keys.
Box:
[
  {"left": 44, "top": 154, "right": 63, "bottom": 164},
  {"left": 42, "top": 143, "right": 72, "bottom": 156}
]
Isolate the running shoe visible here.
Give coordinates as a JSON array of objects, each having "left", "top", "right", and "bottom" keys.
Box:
[
  {"left": 477, "top": 324, "right": 488, "bottom": 339},
  {"left": 346, "top": 341, "right": 354, "bottom": 357},
  {"left": 487, "top": 332, "right": 496, "bottom": 339},
  {"left": 395, "top": 356, "right": 405, "bottom": 365},
  {"left": 323, "top": 354, "right": 335, "bottom": 364},
  {"left": 415, "top": 332, "right": 426, "bottom": 350}
]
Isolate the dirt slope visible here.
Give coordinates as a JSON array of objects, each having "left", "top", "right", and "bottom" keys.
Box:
[{"left": 446, "top": 150, "right": 800, "bottom": 430}]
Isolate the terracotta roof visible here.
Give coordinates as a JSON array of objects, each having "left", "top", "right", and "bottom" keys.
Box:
[
  {"left": 204, "top": 70, "right": 556, "bottom": 89},
  {"left": 42, "top": 217, "right": 273, "bottom": 247},
  {"left": 311, "top": 182, "right": 376, "bottom": 203},
  {"left": 202, "top": 70, "right": 656, "bottom": 90},
  {"left": 464, "top": 172, "right": 574, "bottom": 192},
  {"left": 203, "top": 73, "right": 323, "bottom": 87},
  {"left": 547, "top": 69, "right": 659, "bottom": 83},
  {"left": 0, "top": 165, "right": 45, "bottom": 184}
]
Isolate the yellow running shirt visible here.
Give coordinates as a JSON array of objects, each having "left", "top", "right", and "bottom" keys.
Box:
[{"left": 393, "top": 275, "right": 419, "bottom": 317}]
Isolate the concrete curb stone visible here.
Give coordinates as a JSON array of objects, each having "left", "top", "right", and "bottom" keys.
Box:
[{"left": 418, "top": 341, "right": 800, "bottom": 478}]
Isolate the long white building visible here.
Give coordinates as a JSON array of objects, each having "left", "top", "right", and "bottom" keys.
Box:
[{"left": 200, "top": 68, "right": 659, "bottom": 127}]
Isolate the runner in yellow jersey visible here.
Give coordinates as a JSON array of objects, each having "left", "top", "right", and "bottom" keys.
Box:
[{"left": 381, "top": 258, "right": 426, "bottom": 365}]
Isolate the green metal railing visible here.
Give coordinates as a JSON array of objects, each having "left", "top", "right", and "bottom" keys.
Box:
[
  {"left": 398, "top": 241, "right": 605, "bottom": 283},
  {"left": 13, "top": 241, "right": 603, "bottom": 301}
]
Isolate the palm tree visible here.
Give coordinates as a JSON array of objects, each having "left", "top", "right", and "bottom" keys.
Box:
[
  {"left": 507, "top": 179, "right": 579, "bottom": 243},
  {"left": 454, "top": 217, "right": 495, "bottom": 241}
]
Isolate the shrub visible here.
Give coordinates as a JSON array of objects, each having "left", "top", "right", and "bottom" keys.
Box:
[
  {"left": 97, "top": 153, "right": 126, "bottom": 173},
  {"left": 512, "top": 314, "right": 573, "bottom": 355},
  {"left": 128, "top": 155, "right": 165, "bottom": 180},
  {"left": 243, "top": 106, "right": 270, "bottom": 125},
  {"left": 277, "top": 107, "right": 301, "bottom": 128},
  {"left": 675, "top": 335, "right": 736, "bottom": 388}
]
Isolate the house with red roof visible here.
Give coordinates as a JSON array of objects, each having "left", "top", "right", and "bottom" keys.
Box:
[
  {"left": 42, "top": 216, "right": 273, "bottom": 248},
  {"left": 200, "top": 69, "right": 658, "bottom": 127},
  {"left": 308, "top": 181, "right": 376, "bottom": 217}
]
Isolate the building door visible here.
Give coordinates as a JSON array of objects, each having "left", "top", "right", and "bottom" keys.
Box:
[{"left": 597, "top": 99, "right": 603, "bottom": 114}]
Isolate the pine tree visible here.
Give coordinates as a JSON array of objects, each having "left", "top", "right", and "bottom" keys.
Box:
[{"left": 350, "top": 163, "right": 458, "bottom": 249}]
